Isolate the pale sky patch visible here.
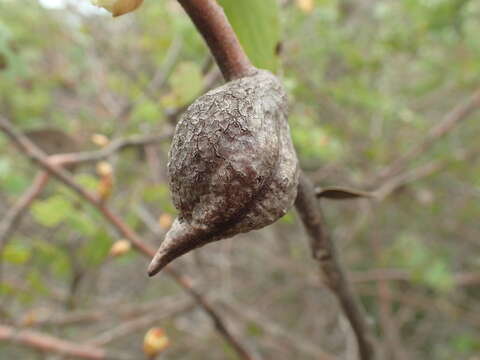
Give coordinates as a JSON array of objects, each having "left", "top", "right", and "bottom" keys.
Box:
[{"left": 38, "top": 0, "right": 106, "bottom": 15}]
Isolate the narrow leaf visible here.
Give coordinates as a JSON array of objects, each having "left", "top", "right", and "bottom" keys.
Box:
[
  {"left": 316, "top": 186, "right": 374, "bottom": 200},
  {"left": 218, "top": 0, "right": 280, "bottom": 71}
]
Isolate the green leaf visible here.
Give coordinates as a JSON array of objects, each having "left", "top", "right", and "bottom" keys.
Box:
[
  {"left": 453, "top": 334, "right": 480, "bottom": 354},
  {"left": 291, "top": 115, "right": 344, "bottom": 164},
  {"left": 27, "top": 269, "right": 49, "bottom": 296},
  {"left": 34, "top": 240, "right": 71, "bottom": 278},
  {"left": 75, "top": 174, "right": 100, "bottom": 192},
  {"left": 3, "top": 240, "right": 31, "bottom": 265},
  {"left": 279, "top": 210, "right": 295, "bottom": 224},
  {"left": 80, "top": 229, "right": 112, "bottom": 266},
  {"left": 67, "top": 213, "right": 96, "bottom": 237},
  {"left": 0, "top": 158, "right": 10, "bottom": 178},
  {"left": 316, "top": 187, "right": 373, "bottom": 200},
  {"left": 31, "top": 195, "right": 74, "bottom": 227},
  {"left": 218, "top": 0, "right": 280, "bottom": 71},
  {"left": 0, "top": 282, "right": 15, "bottom": 297},
  {"left": 422, "top": 259, "right": 454, "bottom": 292},
  {"left": 142, "top": 184, "right": 176, "bottom": 214},
  {"left": 132, "top": 99, "right": 164, "bottom": 124},
  {"left": 163, "top": 61, "right": 203, "bottom": 107},
  {"left": 0, "top": 158, "right": 30, "bottom": 196},
  {"left": 246, "top": 322, "right": 263, "bottom": 337},
  {"left": 390, "top": 233, "right": 454, "bottom": 292}
]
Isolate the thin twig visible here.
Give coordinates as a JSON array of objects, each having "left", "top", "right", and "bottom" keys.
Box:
[
  {"left": 295, "top": 173, "right": 375, "bottom": 360},
  {"left": 0, "top": 171, "right": 50, "bottom": 284},
  {"left": 164, "top": 267, "right": 256, "bottom": 360},
  {"left": 20, "top": 296, "right": 185, "bottom": 327},
  {"left": 0, "top": 325, "right": 129, "bottom": 360},
  {"left": 87, "top": 301, "right": 193, "bottom": 346},
  {"left": 148, "top": 35, "right": 184, "bottom": 96},
  {"left": 372, "top": 161, "right": 442, "bottom": 200},
  {"left": 50, "top": 132, "right": 173, "bottom": 166},
  {"left": 0, "top": 131, "right": 172, "bottom": 282},
  {"left": 377, "top": 89, "right": 480, "bottom": 183},
  {"left": 316, "top": 147, "right": 480, "bottom": 203},
  {"left": 370, "top": 231, "right": 409, "bottom": 360},
  {"left": 0, "top": 117, "right": 255, "bottom": 360},
  {"left": 0, "top": 172, "right": 49, "bottom": 251},
  {"left": 351, "top": 269, "right": 480, "bottom": 287},
  {"left": 225, "top": 300, "right": 337, "bottom": 360}
]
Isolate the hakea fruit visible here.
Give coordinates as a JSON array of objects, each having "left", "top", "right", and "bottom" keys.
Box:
[
  {"left": 148, "top": 70, "right": 299, "bottom": 276},
  {"left": 91, "top": 0, "right": 143, "bottom": 17}
]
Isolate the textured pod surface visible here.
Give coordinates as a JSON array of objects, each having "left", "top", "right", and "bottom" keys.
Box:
[{"left": 148, "top": 70, "right": 299, "bottom": 276}]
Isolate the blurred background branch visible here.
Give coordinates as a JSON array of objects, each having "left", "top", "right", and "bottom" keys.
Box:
[
  {"left": 0, "top": 116, "right": 255, "bottom": 360},
  {"left": 1, "top": 0, "right": 479, "bottom": 359}
]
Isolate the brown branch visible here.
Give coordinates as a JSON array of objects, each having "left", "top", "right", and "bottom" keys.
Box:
[
  {"left": 372, "top": 160, "right": 443, "bottom": 200},
  {"left": 372, "top": 145, "right": 480, "bottom": 200},
  {"left": 87, "top": 301, "right": 193, "bottom": 346},
  {"left": 0, "top": 171, "right": 49, "bottom": 252},
  {"left": 173, "top": 2, "right": 373, "bottom": 359},
  {"left": 0, "top": 117, "right": 255, "bottom": 360},
  {"left": 20, "top": 296, "right": 185, "bottom": 327},
  {"left": 0, "top": 131, "right": 171, "bottom": 283},
  {"left": 295, "top": 173, "right": 375, "bottom": 360},
  {"left": 358, "top": 286, "right": 480, "bottom": 329},
  {"left": 164, "top": 267, "right": 256, "bottom": 360},
  {"left": 50, "top": 132, "right": 173, "bottom": 166},
  {"left": 377, "top": 89, "right": 480, "bottom": 183},
  {"left": 0, "top": 171, "right": 50, "bottom": 284},
  {"left": 351, "top": 269, "right": 480, "bottom": 287},
  {"left": 315, "top": 147, "right": 480, "bottom": 204},
  {"left": 176, "top": 0, "right": 255, "bottom": 81},
  {"left": 225, "top": 300, "right": 337, "bottom": 360},
  {"left": 315, "top": 160, "right": 443, "bottom": 202},
  {"left": 370, "top": 233, "right": 409, "bottom": 360},
  {"left": 0, "top": 325, "right": 128, "bottom": 360}
]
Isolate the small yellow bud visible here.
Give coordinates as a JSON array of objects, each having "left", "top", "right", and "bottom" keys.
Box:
[
  {"left": 109, "top": 240, "right": 131, "bottom": 257},
  {"left": 296, "top": 0, "right": 315, "bottom": 13},
  {"left": 96, "top": 161, "right": 113, "bottom": 177},
  {"left": 20, "top": 311, "right": 39, "bottom": 326},
  {"left": 96, "top": 162, "right": 114, "bottom": 201},
  {"left": 91, "top": 0, "right": 144, "bottom": 17},
  {"left": 158, "top": 214, "right": 173, "bottom": 230},
  {"left": 91, "top": 133, "right": 110, "bottom": 147},
  {"left": 97, "top": 176, "right": 113, "bottom": 201},
  {"left": 143, "top": 327, "right": 170, "bottom": 357}
]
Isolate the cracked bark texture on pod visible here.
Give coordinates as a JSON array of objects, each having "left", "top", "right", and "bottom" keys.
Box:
[{"left": 148, "top": 70, "right": 299, "bottom": 276}]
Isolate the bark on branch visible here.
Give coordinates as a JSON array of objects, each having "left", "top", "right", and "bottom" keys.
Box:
[
  {"left": 172, "top": 1, "right": 375, "bottom": 359},
  {"left": 0, "top": 325, "right": 127, "bottom": 360},
  {"left": 177, "top": 0, "right": 255, "bottom": 81},
  {"left": 0, "top": 116, "right": 254, "bottom": 360},
  {"left": 295, "top": 174, "right": 375, "bottom": 360},
  {"left": 377, "top": 89, "right": 480, "bottom": 183}
]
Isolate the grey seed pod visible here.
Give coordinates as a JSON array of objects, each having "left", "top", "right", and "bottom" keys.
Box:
[{"left": 148, "top": 70, "right": 299, "bottom": 276}]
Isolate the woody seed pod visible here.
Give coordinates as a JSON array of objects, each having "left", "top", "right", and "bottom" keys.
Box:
[{"left": 148, "top": 70, "right": 299, "bottom": 276}]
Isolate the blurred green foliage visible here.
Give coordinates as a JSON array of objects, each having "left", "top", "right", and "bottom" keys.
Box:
[
  {"left": 161, "top": 61, "right": 203, "bottom": 108},
  {"left": 0, "top": 0, "right": 479, "bottom": 359}
]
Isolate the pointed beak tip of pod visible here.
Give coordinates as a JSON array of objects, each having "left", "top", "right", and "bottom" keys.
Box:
[{"left": 147, "top": 251, "right": 168, "bottom": 277}]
